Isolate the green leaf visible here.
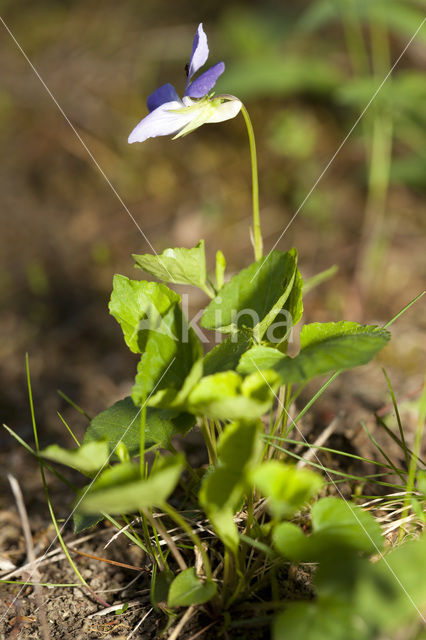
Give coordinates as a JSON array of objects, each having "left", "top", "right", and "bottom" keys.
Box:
[
  {"left": 133, "top": 240, "right": 211, "bottom": 293},
  {"left": 276, "top": 322, "right": 391, "bottom": 384},
  {"left": 203, "top": 330, "right": 253, "bottom": 376},
  {"left": 273, "top": 497, "right": 383, "bottom": 561},
  {"left": 217, "top": 420, "right": 262, "bottom": 470},
  {"left": 215, "top": 249, "right": 226, "bottom": 290},
  {"left": 77, "top": 455, "right": 184, "bottom": 515},
  {"left": 145, "top": 359, "right": 204, "bottom": 411},
  {"left": 310, "top": 497, "right": 383, "bottom": 556},
  {"left": 186, "top": 370, "right": 278, "bottom": 420},
  {"left": 200, "top": 420, "right": 262, "bottom": 554},
  {"left": 273, "top": 600, "right": 360, "bottom": 640},
  {"left": 144, "top": 411, "right": 195, "bottom": 449},
  {"left": 168, "top": 568, "right": 217, "bottom": 607},
  {"left": 39, "top": 441, "right": 109, "bottom": 476},
  {"left": 237, "top": 344, "right": 286, "bottom": 375},
  {"left": 272, "top": 522, "right": 310, "bottom": 561},
  {"left": 354, "top": 533, "right": 426, "bottom": 631},
  {"left": 200, "top": 423, "right": 262, "bottom": 513},
  {"left": 83, "top": 397, "right": 141, "bottom": 454},
  {"left": 252, "top": 461, "right": 323, "bottom": 519},
  {"left": 73, "top": 512, "right": 104, "bottom": 534},
  {"left": 83, "top": 396, "right": 194, "bottom": 454},
  {"left": 282, "top": 266, "right": 304, "bottom": 331},
  {"left": 240, "top": 321, "right": 390, "bottom": 381},
  {"left": 151, "top": 569, "right": 174, "bottom": 609},
  {"left": 132, "top": 303, "right": 203, "bottom": 405},
  {"left": 208, "top": 508, "right": 240, "bottom": 555},
  {"left": 109, "top": 274, "right": 179, "bottom": 354},
  {"left": 200, "top": 466, "right": 245, "bottom": 514},
  {"left": 201, "top": 249, "right": 298, "bottom": 340}
]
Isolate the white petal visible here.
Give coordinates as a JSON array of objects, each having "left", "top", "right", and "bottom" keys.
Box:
[
  {"left": 206, "top": 99, "right": 242, "bottom": 124},
  {"left": 128, "top": 101, "right": 193, "bottom": 143},
  {"left": 182, "top": 96, "right": 195, "bottom": 107}
]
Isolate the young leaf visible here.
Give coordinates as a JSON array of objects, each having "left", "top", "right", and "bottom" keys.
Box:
[
  {"left": 310, "top": 497, "right": 383, "bottom": 555},
  {"left": 272, "top": 522, "right": 309, "bottom": 562},
  {"left": 201, "top": 249, "right": 298, "bottom": 339},
  {"left": 39, "top": 441, "right": 110, "bottom": 477},
  {"left": 168, "top": 568, "right": 217, "bottom": 607},
  {"left": 251, "top": 460, "right": 323, "bottom": 519},
  {"left": 217, "top": 420, "right": 262, "bottom": 470},
  {"left": 200, "top": 424, "right": 262, "bottom": 515},
  {"left": 133, "top": 240, "right": 211, "bottom": 294},
  {"left": 200, "top": 466, "right": 246, "bottom": 514},
  {"left": 109, "top": 274, "right": 179, "bottom": 354},
  {"left": 186, "top": 370, "right": 278, "bottom": 420},
  {"left": 77, "top": 455, "right": 184, "bottom": 514},
  {"left": 208, "top": 508, "right": 240, "bottom": 555},
  {"left": 215, "top": 249, "right": 226, "bottom": 290},
  {"left": 200, "top": 420, "right": 262, "bottom": 554},
  {"left": 273, "top": 497, "right": 383, "bottom": 561}
]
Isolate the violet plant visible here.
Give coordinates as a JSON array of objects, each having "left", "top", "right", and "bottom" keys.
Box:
[{"left": 10, "top": 22, "right": 426, "bottom": 640}]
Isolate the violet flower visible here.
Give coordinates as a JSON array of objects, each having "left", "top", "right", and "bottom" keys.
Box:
[{"left": 128, "top": 23, "right": 241, "bottom": 143}]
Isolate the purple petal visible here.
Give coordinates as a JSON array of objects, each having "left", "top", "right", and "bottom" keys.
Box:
[
  {"left": 187, "top": 23, "right": 209, "bottom": 83},
  {"left": 128, "top": 101, "right": 193, "bottom": 143},
  {"left": 147, "top": 83, "right": 180, "bottom": 112},
  {"left": 185, "top": 62, "right": 225, "bottom": 99}
]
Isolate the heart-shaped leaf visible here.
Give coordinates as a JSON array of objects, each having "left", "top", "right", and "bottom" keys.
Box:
[
  {"left": 77, "top": 455, "right": 184, "bottom": 515},
  {"left": 133, "top": 240, "right": 211, "bottom": 293},
  {"left": 252, "top": 461, "right": 323, "bottom": 519},
  {"left": 168, "top": 567, "right": 217, "bottom": 607},
  {"left": 109, "top": 275, "right": 179, "bottom": 354},
  {"left": 39, "top": 441, "right": 109, "bottom": 477},
  {"left": 239, "top": 322, "right": 390, "bottom": 383},
  {"left": 201, "top": 249, "right": 299, "bottom": 340},
  {"left": 83, "top": 396, "right": 195, "bottom": 454}
]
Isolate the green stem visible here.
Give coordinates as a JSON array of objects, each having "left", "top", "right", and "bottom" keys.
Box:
[
  {"left": 222, "top": 549, "right": 232, "bottom": 604},
  {"left": 201, "top": 283, "right": 215, "bottom": 299},
  {"left": 201, "top": 417, "right": 217, "bottom": 465},
  {"left": 162, "top": 502, "right": 213, "bottom": 581},
  {"left": 140, "top": 389, "right": 147, "bottom": 478},
  {"left": 240, "top": 103, "right": 263, "bottom": 261}
]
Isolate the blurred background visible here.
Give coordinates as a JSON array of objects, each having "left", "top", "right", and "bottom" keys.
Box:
[{"left": 0, "top": 0, "right": 425, "bottom": 478}]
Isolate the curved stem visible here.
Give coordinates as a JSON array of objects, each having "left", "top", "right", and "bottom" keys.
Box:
[
  {"left": 215, "top": 95, "right": 263, "bottom": 261},
  {"left": 240, "top": 103, "right": 263, "bottom": 261}
]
